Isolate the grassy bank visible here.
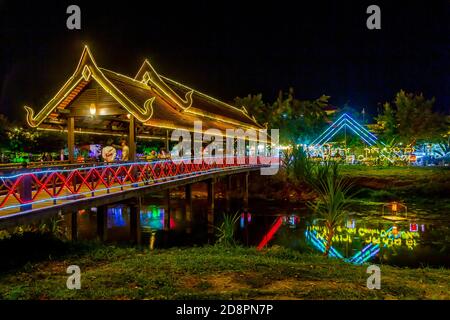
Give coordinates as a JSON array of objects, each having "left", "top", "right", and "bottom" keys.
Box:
[
  {"left": 252, "top": 165, "right": 450, "bottom": 213},
  {"left": 0, "top": 243, "right": 449, "bottom": 300},
  {"left": 340, "top": 166, "right": 450, "bottom": 213}
]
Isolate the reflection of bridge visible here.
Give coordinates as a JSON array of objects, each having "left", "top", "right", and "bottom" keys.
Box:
[{"left": 0, "top": 156, "right": 270, "bottom": 240}]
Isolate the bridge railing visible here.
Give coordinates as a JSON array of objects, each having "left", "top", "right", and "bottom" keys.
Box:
[{"left": 0, "top": 156, "right": 269, "bottom": 213}]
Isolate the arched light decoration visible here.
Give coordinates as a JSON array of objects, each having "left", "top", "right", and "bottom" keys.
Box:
[{"left": 89, "top": 103, "right": 96, "bottom": 115}]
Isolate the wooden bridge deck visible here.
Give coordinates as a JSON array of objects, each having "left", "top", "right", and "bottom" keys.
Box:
[{"left": 0, "top": 165, "right": 260, "bottom": 229}]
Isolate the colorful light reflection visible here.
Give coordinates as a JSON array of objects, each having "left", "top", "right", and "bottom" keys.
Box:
[{"left": 140, "top": 205, "right": 175, "bottom": 230}]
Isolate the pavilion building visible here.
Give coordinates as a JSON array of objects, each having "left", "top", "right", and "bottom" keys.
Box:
[{"left": 24, "top": 46, "right": 264, "bottom": 162}]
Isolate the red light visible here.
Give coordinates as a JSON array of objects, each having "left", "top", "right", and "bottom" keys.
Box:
[{"left": 257, "top": 217, "right": 283, "bottom": 250}]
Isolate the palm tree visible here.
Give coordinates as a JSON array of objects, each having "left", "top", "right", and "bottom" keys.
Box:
[{"left": 308, "top": 162, "right": 354, "bottom": 257}]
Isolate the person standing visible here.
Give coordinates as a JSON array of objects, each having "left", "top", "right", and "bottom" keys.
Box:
[
  {"left": 112, "top": 139, "right": 130, "bottom": 161},
  {"left": 120, "top": 139, "right": 130, "bottom": 161}
]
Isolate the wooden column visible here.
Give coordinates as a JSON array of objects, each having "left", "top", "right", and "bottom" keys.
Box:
[
  {"left": 130, "top": 198, "right": 141, "bottom": 245},
  {"left": 165, "top": 129, "right": 170, "bottom": 151},
  {"left": 243, "top": 172, "right": 249, "bottom": 210},
  {"left": 207, "top": 179, "right": 215, "bottom": 234},
  {"left": 97, "top": 206, "right": 108, "bottom": 242},
  {"left": 129, "top": 115, "right": 136, "bottom": 161},
  {"left": 70, "top": 210, "right": 78, "bottom": 241},
  {"left": 185, "top": 184, "right": 192, "bottom": 234},
  {"left": 67, "top": 116, "right": 75, "bottom": 163},
  {"left": 164, "top": 189, "right": 171, "bottom": 231}
]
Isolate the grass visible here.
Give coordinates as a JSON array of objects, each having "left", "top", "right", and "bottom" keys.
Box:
[
  {"left": 339, "top": 165, "right": 450, "bottom": 213},
  {"left": 0, "top": 243, "right": 449, "bottom": 300}
]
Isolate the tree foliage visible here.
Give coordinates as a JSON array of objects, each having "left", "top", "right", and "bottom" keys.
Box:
[
  {"left": 375, "top": 90, "right": 448, "bottom": 144},
  {"left": 234, "top": 88, "right": 330, "bottom": 145},
  {"left": 0, "top": 114, "right": 65, "bottom": 154}
]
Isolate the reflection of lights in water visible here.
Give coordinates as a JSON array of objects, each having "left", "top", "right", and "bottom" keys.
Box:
[
  {"left": 306, "top": 223, "right": 422, "bottom": 265},
  {"left": 346, "top": 219, "right": 355, "bottom": 229},
  {"left": 257, "top": 216, "right": 283, "bottom": 250},
  {"left": 392, "top": 226, "right": 398, "bottom": 235},
  {"left": 257, "top": 214, "right": 300, "bottom": 249},
  {"left": 282, "top": 214, "right": 299, "bottom": 227},
  {"left": 107, "top": 207, "right": 126, "bottom": 228},
  {"left": 240, "top": 212, "right": 252, "bottom": 229},
  {"left": 140, "top": 205, "right": 175, "bottom": 230}
]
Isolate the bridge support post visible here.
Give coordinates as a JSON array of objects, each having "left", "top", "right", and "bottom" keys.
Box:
[
  {"left": 19, "top": 173, "right": 32, "bottom": 212},
  {"left": 68, "top": 116, "right": 75, "bottom": 163},
  {"left": 97, "top": 206, "right": 108, "bottom": 242},
  {"left": 70, "top": 210, "right": 78, "bottom": 241},
  {"left": 207, "top": 178, "right": 215, "bottom": 234},
  {"left": 185, "top": 184, "right": 192, "bottom": 234},
  {"left": 164, "top": 189, "right": 171, "bottom": 231},
  {"left": 130, "top": 198, "right": 141, "bottom": 245},
  {"left": 243, "top": 172, "right": 249, "bottom": 211}
]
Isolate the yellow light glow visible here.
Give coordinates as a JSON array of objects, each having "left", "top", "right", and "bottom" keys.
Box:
[
  {"left": 392, "top": 202, "right": 398, "bottom": 212},
  {"left": 24, "top": 46, "right": 154, "bottom": 127},
  {"left": 89, "top": 103, "right": 96, "bottom": 115}
]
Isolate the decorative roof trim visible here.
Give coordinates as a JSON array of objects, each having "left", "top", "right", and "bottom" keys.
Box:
[
  {"left": 25, "top": 46, "right": 154, "bottom": 127},
  {"left": 159, "top": 75, "right": 264, "bottom": 128},
  {"left": 135, "top": 60, "right": 194, "bottom": 111}
]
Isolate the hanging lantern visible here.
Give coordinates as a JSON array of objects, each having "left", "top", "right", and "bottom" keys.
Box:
[{"left": 89, "top": 103, "right": 96, "bottom": 115}]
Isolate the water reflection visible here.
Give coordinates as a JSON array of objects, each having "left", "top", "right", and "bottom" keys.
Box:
[
  {"left": 71, "top": 198, "right": 450, "bottom": 268},
  {"left": 140, "top": 205, "right": 175, "bottom": 231},
  {"left": 108, "top": 206, "right": 127, "bottom": 228}
]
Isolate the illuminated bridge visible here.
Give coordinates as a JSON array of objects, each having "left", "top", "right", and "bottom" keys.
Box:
[
  {"left": 0, "top": 46, "right": 275, "bottom": 241},
  {"left": 0, "top": 156, "right": 270, "bottom": 241}
]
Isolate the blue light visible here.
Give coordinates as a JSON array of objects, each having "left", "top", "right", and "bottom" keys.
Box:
[
  {"left": 310, "top": 113, "right": 380, "bottom": 147},
  {"left": 0, "top": 164, "right": 258, "bottom": 213}
]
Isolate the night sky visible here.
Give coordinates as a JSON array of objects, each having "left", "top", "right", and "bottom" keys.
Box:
[{"left": 0, "top": 0, "right": 448, "bottom": 123}]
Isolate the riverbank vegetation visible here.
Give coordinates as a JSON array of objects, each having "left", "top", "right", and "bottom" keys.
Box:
[
  {"left": 251, "top": 162, "right": 450, "bottom": 214},
  {"left": 0, "top": 242, "right": 449, "bottom": 300}
]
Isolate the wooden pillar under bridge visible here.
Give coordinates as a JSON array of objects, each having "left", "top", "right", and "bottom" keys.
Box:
[
  {"left": 243, "top": 172, "right": 249, "bottom": 211},
  {"left": 97, "top": 205, "right": 108, "bottom": 242},
  {"left": 185, "top": 184, "right": 192, "bottom": 234},
  {"left": 130, "top": 197, "right": 141, "bottom": 245},
  {"left": 70, "top": 210, "right": 78, "bottom": 241},
  {"left": 67, "top": 116, "right": 75, "bottom": 163},
  {"left": 164, "top": 189, "right": 171, "bottom": 231},
  {"left": 129, "top": 114, "right": 136, "bottom": 161},
  {"left": 207, "top": 178, "right": 215, "bottom": 234}
]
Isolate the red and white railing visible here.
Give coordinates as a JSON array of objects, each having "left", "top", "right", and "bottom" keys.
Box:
[{"left": 0, "top": 156, "right": 271, "bottom": 213}]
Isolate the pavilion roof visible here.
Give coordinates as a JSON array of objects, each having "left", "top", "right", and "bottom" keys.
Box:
[{"left": 24, "top": 46, "right": 263, "bottom": 135}]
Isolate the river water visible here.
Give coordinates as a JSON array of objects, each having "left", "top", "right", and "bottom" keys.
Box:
[{"left": 68, "top": 193, "right": 450, "bottom": 268}]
